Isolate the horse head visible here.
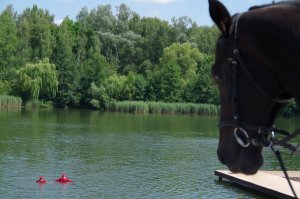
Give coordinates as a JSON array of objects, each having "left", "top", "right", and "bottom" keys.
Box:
[{"left": 208, "top": 0, "right": 293, "bottom": 174}]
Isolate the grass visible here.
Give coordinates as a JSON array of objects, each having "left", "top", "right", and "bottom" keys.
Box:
[
  {"left": 108, "top": 101, "right": 219, "bottom": 115},
  {"left": 0, "top": 95, "right": 22, "bottom": 108},
  {"left": 25, "top": 100, "right": 53, "bottom": 109}
]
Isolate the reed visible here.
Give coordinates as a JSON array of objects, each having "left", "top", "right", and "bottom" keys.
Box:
[
  {"left": 25, "top": 100, "right": 53, "bottom": 109},
  {"left": 108, "top": 101, "right": 219, "bottom": 115},
  {"left": 0, "top": 95, "right": 22, "bottom": 108}
]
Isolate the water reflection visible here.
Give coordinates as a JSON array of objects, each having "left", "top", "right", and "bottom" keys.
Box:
[{"left": 0, "top": 109, "right": 298, "bottom": 198}]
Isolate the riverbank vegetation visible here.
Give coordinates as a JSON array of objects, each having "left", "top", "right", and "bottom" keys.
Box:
[
  {"left": 0, "top": 4, "right": 219, "bottom": 110},
  {"left": 109, "top": 101, "right": 219, "bottom": 115},
  {"left": 0, "top": 4, "right": 298, "bottom": 116},
  {"left": 0, "top": 95, "right": 22, "bottom": 108}
]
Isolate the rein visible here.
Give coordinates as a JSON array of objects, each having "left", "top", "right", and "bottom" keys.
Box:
[{"left": 219, "top": 13, "right": 300, "bottom": 198}]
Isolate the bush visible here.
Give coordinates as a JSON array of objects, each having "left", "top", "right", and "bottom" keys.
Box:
[
  {"left": 25, "top": 100, "right": 53, "bottom": 109},
  {"left": 281, "top": 100, "right": 300, "bottom": 117}
]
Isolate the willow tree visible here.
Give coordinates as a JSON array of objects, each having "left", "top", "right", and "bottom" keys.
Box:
[{"left": 17, "top": 58, "right": 58, "bottom": 101}]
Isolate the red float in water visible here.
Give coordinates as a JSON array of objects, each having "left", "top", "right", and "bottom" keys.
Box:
[
  {"left": 56, "top": 173, "right": 73, "bottom": 183},
  {"left": 36, "top": 176, "right": 47, "bottom": 184}
]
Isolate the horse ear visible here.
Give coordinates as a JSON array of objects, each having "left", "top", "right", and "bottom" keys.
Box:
[{"left": 209, "top": 0, "right": 231, "bottom": 36}]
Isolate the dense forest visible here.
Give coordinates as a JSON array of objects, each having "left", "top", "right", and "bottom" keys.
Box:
[
  {"left": 2, "top": 3, "right": 298, "bottom": 116},
  {"left": 0, "top": 3, "right": 221, "bottom": 110}
]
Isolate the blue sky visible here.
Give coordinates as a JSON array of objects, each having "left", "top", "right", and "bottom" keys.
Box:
[{"left": 0, "top": 0, "right": 275, "bottom": 25}]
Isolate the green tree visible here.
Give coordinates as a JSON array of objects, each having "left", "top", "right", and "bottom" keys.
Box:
[
  {"left": 189, "top": 26, "right": 219, "bottom": 54},
  {"left": 0, "top": 6, "right": 19, "bottom": 75},
  {"left": 128, "top": 12, "right": 142, "bottom": 33},
  {"left": 116, "top": 4, "right": 132, "bottom": 34},
  {"left": 52, "top": 17, "right": 80, "bottom": 107},
  {"left": 16, "top": 58, "right": 58, "bottom": 101},
  {"left": 115, "top": 31, "right": 143, "bottom": 74},
  {"left": 149, "top": 42, "right": 213, "bottom": 103},
  {"left": 104, "top": 74, "right": 128, "bottom": 101},
  {"left": 17, "top": 5, "right": 55, "bottom": 64},
  {"left": 90, "top": 4, "right": 116, "bottom": 32},
  {"left": 124, "top": 72, "right": 147, "bottom": 101},
  {"left": 140, "top": 18, "right": 173, "bottom": 64},
  {"left": 147, "top": 59, "right": 182, "bottom": 102},
  {"left": 103, "top": 72, "right": 147, "bottom": 102},
  {"left": 88, "top": 82, "right": 111, "bottom": 110},
  {"left": 79, "top": 32, "right": 115, "bottom": 105},
  {"left": 171, "top": 16, "right": 196, "bottom": 43},
  {"left": 181, "top": 54, "right": 218, "bottom": 104},
  {"left": 0, "top": 3, "right": 225, "bottom": 109},
  {"left": 160, "top": 43, "right": 203, "bottom": 81}
]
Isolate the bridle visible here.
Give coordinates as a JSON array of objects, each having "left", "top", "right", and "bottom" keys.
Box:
[
  {"left": 217, "top": 13, "right": 296, "bottom": 149},
  {"left": 217, "top": 13, "right": 300, "bottom": 198}
]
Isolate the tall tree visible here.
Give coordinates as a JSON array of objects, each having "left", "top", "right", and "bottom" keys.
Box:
[
  {"left": 0, "top": 6, "right": 19, "bottom": 74},
  {"left": 116, "top": 4, "right": 132, "bottom": 33},
  {"left": 140, "top": 18, "right": 173, "bottom": 65},
  {"left": 148, "top": 61, "right": 182, "bottom": 102},
  {"left": 160, "top": 42, "right": 203, "bottom": 85},
  {"left": 88, "top": 4, "right": 116, "bottom": 32},
  {"left": 79, "top": 32, "right": 115, "bottom": 105},
  {"left": 17, "top": 5, "right": 55, "bottom": 64},
  {"left": 188, "top": 26, "right": 219, "bottom": 54},
  {"left": 171, "top": 16, "right": 196, "bottom": 43},
  {"left": 52, "top": 17, "right": 80, "bottom": 107},
  {"left": 181, "top": 54, "right": 218, "bottom": 104}
]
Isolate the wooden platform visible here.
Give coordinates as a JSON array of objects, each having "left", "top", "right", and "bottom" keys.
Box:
[{"left": 215, "top": 170, "right": 300, "bottom": 199}]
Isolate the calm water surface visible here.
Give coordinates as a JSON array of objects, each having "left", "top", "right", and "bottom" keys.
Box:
[{"left": 0, "top": 109, "right": 299, "bottom": 199}]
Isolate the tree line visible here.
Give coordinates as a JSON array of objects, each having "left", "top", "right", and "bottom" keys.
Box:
[{"left": 0, "top": 4, "right": 220, "bottom": 109}]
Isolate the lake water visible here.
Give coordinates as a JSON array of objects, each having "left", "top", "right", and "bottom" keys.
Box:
[{"left": 0, "top": 109, "right": 299, "bottom": 198}]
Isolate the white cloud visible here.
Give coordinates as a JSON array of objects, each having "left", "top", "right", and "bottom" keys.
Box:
[
  {"left": 132, "top": 0, "right": 184, "bottom": 4},
  {"left": 54, "top": 19, "right": 63, "bottom": 25}
]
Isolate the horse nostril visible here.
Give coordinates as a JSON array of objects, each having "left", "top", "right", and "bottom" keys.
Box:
[{"left": 217, "top": 151, "right": 226, "bottom": 165}]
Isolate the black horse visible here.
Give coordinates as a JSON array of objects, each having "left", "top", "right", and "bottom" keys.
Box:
[{"left": 209, "top": 0, "right": 300, "bottom": 175}]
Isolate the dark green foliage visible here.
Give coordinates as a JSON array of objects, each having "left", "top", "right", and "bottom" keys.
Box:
[
  {"left": 88, "top": 82, "right": 111, "bottom": 110},
  {"left": 0, "top": 3, "right": 248, "bottom": 114},
  {"left": 281, "top": 100, "right": 300, "bottom": 117},
  {"left": 52, "top": 18, "right": 79, "bottom": 107},
  {"left": 17, "top": 5, "right": 55, "bottom": 64},
  {"left": 16, "top": 58, "right": 58, "bottom": 101},
  {"left": 0, "top": 6, "right": 19, "bottom": 73}
]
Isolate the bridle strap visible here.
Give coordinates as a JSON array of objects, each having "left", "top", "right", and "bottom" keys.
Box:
[
  {"left": 231, "top": 13, "right": 292, "bottom": 104},
  {"left": 219, "top": 121, "right": 272, "bottom": 134},
  {"left": 233, "top": 49, "right": 293, "bottom": 104},
  {"left": 220, "top": 12, "right": 299, "bottom": 199},
  {"left": 219, "top": 12, "right": 294, "bottom": 146}
]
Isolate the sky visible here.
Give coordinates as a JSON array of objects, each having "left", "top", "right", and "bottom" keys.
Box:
[{"left": 0, "top": 0, "right": 276, "bottom": 26}]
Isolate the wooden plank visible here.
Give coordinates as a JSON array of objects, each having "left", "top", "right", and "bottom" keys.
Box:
[
  {"left": 264, "top": 171, "right": 300, "bottom": 179},
  {"left": 215, "top": 170, "right": 300, "bottom": 199}
]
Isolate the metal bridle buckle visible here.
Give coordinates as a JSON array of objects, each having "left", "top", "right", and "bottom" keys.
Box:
[
  {"left": 234, "top": 127, "right": 250, "bottom": 148},
  {"left": 269, "top": 130, "right": 278, "bottom": 149}
]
